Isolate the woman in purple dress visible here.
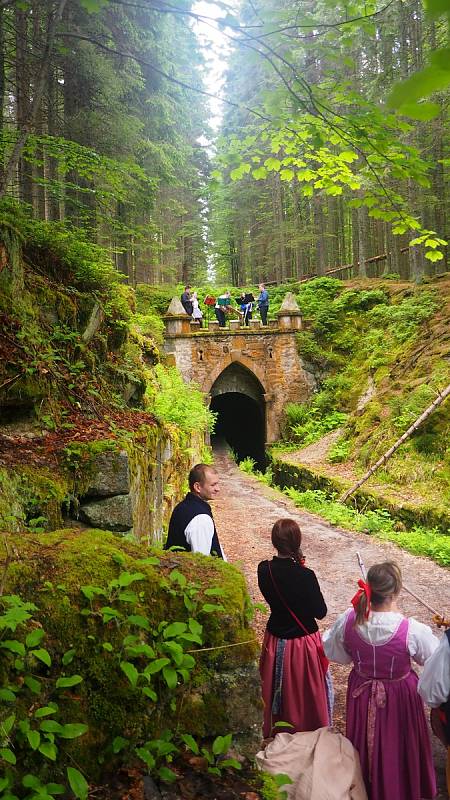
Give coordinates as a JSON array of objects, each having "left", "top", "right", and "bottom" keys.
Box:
[{"left": 323, "top": 561, "right": 438, "bottom": 800}]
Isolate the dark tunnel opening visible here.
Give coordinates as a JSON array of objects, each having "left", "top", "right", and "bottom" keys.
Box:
[{"left": 210, "top": 392, "right": 266, "bottom": 471}]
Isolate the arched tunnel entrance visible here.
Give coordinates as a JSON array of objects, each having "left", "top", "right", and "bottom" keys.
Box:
[{"left": 209, "top": 363, "right": 266, "bottom": 470}]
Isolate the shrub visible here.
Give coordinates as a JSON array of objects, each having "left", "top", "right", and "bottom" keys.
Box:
[
  {"left": 135, "top": 284, "right": 176, "bottom": 316},
  {"left": 328, "top": 438, "right": 351, "bottom": 463},
  {"left": 146, "top": 365, "right": 215, "bottom": 434},
  {"left": 368, "top": 291, "right": 437, "bottom": 343},
  {"left": 290, "top": 410, "right": 347, "bottom": 446},
  {"left": 295, "top": 331, "right": 330, "bottom": 367},
  {"left": 133, "top": 308, "right": 165, "bottom": 345}
]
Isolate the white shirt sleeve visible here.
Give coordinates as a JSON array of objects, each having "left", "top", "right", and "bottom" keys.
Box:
[
  {"left": 184, "top": 514, "right": 215, "bottom": 556},
  {"left": 407, "top": 618, "right": 440, "bottom": 665},
  {"left": 323, "top": 609, "right": 353, "bottom": 664},
  {"left": 418, "top": 635, "right": 450, "bottom": 707}
]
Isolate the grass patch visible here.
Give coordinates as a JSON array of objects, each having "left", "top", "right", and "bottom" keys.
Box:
[{"left": 283, "top": 487, "right": 450, "bottom": 567}]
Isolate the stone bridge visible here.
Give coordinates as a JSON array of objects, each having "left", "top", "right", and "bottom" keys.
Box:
[{"left": 163, "top": 294, "right": 315, "bottom": 462}]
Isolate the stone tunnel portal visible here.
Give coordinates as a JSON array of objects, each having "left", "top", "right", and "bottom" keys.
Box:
[{"left": 209, "top": 363, "right": 266, "bottom": 470}]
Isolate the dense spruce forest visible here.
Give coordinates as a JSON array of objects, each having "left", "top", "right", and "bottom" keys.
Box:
[
  {"left": 0, "top": 0, "right": 449, "bottom": 797},
  {"left": 0, "top": 0, "right": 448, "bottom": 285}
]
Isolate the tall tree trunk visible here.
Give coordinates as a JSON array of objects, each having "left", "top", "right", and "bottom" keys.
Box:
[
  {"left": 46, "top": 61, "right": 60, "bottom": 220},
  {"left": 0, "top": 0, "right": 68, "bottom": 198},
  {"left": 272, "top": 173, "right": 287, "bottom": 282},
  {"left": 357, "top": 203, "right": 367, "bottom": 277},
  {"left": 314, "top": 195, "right": 326, "bottom": 276},
  {"left": 15, "top": 8, "right": 32, "bottom": 204}
]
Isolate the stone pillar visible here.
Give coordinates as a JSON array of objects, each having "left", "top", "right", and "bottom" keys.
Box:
[
  {"left": 163, "top": 297, "right": 192, "bottom": 336},
  {"left": 276, "top": 292, "right": 303, "bottom": 330}
]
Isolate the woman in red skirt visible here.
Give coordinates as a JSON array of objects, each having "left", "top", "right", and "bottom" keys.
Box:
[{"left": 258, "top": 518, "right": 331, "bottom": 738}]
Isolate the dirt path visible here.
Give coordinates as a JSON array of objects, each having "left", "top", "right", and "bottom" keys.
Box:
[{"left": 211, "top": 447, "right": 450, "bottom": 797}]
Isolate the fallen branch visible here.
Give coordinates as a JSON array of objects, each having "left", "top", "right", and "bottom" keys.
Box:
[
  {"left": 339, "top": 383, "right": 450, "bottom": 503},
  {"left": 0, "top": 372, "right": 23, "bottom": 391}
]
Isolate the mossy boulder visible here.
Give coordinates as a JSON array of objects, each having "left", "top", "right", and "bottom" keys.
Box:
[{"left": 1, "top": 529, "right": 261, "bottom": 783}]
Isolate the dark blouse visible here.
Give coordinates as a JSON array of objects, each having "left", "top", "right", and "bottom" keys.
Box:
[{"left": 257, "top": 557, "right": 327, "bottom": 639}]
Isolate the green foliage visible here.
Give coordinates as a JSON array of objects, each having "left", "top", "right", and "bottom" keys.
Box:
[
  {"left": 238, "top": 459, "right": 273, "bottom": 486},
  {"left": 295, "top": 331, "right": 335, "bottom": 368},
  {"left": 283, "top": 487, "right": 450, "bottom": 566},
  {"left": 181, "top": 732, "right": 242, "bottom": 776},
  {"left": 133, "top": 309, "right": 165, "bottom": 346},
  {"left": 146, "top": 365, "right": 215, "bottom": 434},
  {"left": 0, "top": 556, "right": 244, "bottom": 793},
  {"left": 135, "top": 285, "right": 176, "bottom": 317},
  {"left": 257, "top": 771, "right": 293, "bottom": 800},
  {"left": 0, "top": 200, "right": 122, "bottom": 294},
  {"left": 328, "top": 438, "right": 352, "bottom": 463},
  {"left": 390, "top": 384, "right": 437, "bottom": 431},
  {"left": 284, "top": 404, "right": 347, "bottom": 446},
  {"left": 367, "top": 291, "right": 437, "bottom": 343},
  {"left": 0, "top": 595, "right": 90, "bottom": 795},
  {"left": 238, "top": 457, "right": 256, "bottom": 474}
]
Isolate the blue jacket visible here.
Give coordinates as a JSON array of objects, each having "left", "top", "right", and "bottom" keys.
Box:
[{"left": 258, "top": 289, "right": 269, "bottom": 308}]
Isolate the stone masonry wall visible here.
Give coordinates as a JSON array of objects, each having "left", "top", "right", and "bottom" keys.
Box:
[{"left": 164, "top": 329, "right": 316, "bottom": 442}]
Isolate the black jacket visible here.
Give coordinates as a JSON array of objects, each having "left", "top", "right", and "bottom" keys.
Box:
[{"left": 258, "top": 557, "right": 327, "bottom": 638}]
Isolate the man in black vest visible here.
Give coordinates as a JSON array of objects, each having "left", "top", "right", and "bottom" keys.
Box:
[{"left": 164, "top": 464, "right": 225, "bottom": 559}]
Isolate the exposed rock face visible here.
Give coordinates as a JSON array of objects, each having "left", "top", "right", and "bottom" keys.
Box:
[
  {"left": 86, "top": 449, "right": 130, "bottom": 497},
  {"left": 82, "top": 302, "right": 104, "bottom": 343},
  {"left": 79, "top": 493, "right": 133, "bottom": 531}
]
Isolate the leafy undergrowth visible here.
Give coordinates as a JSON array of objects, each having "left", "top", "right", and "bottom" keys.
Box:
[
  {"left": 0, "top": 209, "right": 212, "bottom": 450},
  {"left": 271, "top": 275, "right": 449, "bottom": 508},
  {"left": 87, "top": 760, "right": 282, "bottom": 800}
]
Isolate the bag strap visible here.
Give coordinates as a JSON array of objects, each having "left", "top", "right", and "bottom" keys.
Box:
[{"left": 267, "top": 561, "right": 310, "bottom": 636}]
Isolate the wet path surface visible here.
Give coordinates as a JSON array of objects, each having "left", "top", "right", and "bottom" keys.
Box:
[{"left": 211, "top": 448, "right": 450, "bottom": 796}]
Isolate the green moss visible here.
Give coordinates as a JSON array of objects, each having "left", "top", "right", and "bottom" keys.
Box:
[
  {"left": 0, "top": 466, "right": 69, "bottom": 530},
  {"left": 1, "top": 529, "right": 258, "bottom": 779}
]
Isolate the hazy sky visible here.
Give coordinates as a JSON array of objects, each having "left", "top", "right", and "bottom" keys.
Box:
[{"left": 192, "top": 1, "right": 235, "bottom": 131}]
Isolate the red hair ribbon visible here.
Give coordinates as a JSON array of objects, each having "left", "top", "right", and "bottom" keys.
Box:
[{"left": 351, "top": 579, "right": 372, "bottom": 619}]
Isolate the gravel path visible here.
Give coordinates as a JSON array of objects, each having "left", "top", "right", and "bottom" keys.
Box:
[{"left": 211, "top": 447, "right": 449, "bottom": 796}]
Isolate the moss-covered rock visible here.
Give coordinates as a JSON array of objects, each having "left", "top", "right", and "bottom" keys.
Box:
[{"left": 1, "top": 529, "right": 260, "bottom": 782}]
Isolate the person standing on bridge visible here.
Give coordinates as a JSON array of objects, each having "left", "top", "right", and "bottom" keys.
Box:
[
  {"left": 180, "top": 285, "right": 193, "bottom": 317},
  {"left": 164, "top": 464, "right": 226, "bottom": 559},
  {"left": 257, "top": 283, "right": 269, "bottom": 325},
  {"left": 323, "top": 561, "right": 438, "bottom": 800},
  {"left": 258, "top": 518, "right": 330, "bottom": 738},
  {"left": 191, "top": 291, "right": 203, "bottom": 327},
  {"left": 215, "top": 291, "right": 231, "bottom": 327}
]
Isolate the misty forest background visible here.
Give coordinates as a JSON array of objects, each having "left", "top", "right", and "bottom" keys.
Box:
[{"left": 0, "top": 0, "right": 448, "bottom": 289}]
